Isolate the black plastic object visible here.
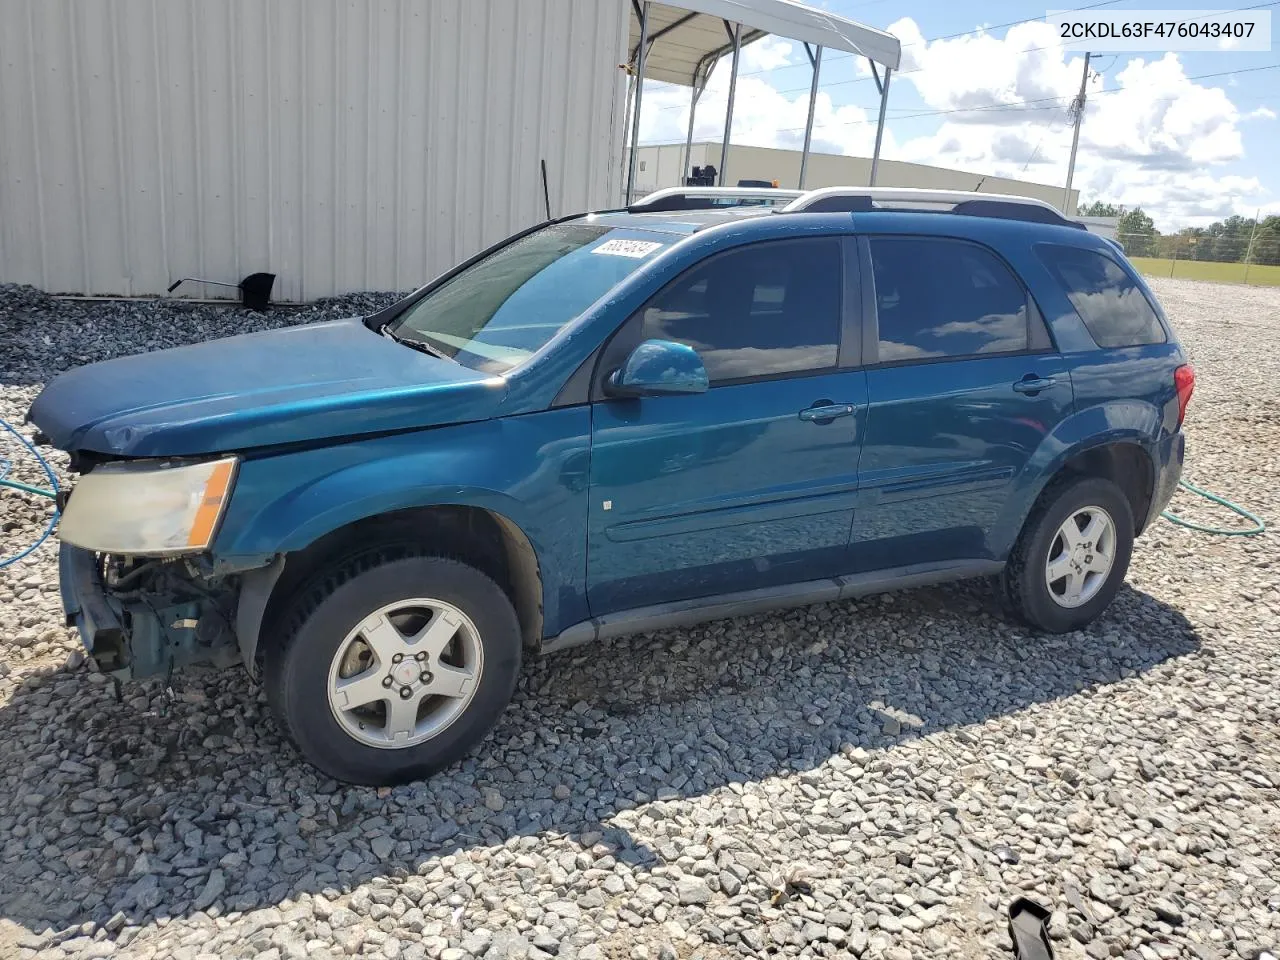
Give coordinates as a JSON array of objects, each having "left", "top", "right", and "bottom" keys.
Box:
[
  {"left": 238, "top": 272, "right": 276, "bottom": 310},
  {"left": 684, "top": 165, "right": 717, "bottom": 187},
  {"left": 1008, "top": 897, "right": 1055, "bottom": 960},
  {"left": 166, "top": 272, "right": 276, "bottom": 311},
  {"left": 541, "top": 159, "right": 552, "bottom": 220},
  {"left": 952, "top": 198, "right": 1086, "bottom": 229},
  {"left": 796, "top": 194, "right": 875, "bottom": 213},
  {"left": 633, "top": 195, "right": 730, "bottom": 212}
]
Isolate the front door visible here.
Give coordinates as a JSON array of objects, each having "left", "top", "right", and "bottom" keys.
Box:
[
  {"left": 586, "top": 236, "right": 866, "bottom": 615},
  {"left": 852, "top": 235, "right": 1075, "bottom": 570}
]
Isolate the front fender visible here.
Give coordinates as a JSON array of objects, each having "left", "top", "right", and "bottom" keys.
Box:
[
  {"left": 213, "top": 409, "right": 593, "bottom": 634},
  {"left": 993, "top": 399, "right": 1163, "bottom": 557}
]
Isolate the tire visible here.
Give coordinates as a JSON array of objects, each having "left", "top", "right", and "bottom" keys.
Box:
[
  {"left": 1003, "top": 476, "right": 1135, "bottom": 633},
  {"left": 264, "top": 550, "right": 522, "bottom": 785}
]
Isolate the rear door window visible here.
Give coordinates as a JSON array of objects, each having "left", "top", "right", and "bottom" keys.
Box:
[
  {"left": 634, "top": 237, "right": 842, "bottom": 383},
  {"left": 1035, "top": 244, "right": 1165, "bottom": 347},
  {"left": 869, "top": 237, "right": 1030, "bottom": 362}
]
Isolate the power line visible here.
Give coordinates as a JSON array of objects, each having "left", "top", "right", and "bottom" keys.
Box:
[
  {"left": 663, "top": 0, "right": 1280, "bottom": 109},
  {"left": 730, "top": 0, "right": 1129, "bottom": 82},
  {"left": 1019, "top": 119, "right": 1066, "bottom": 174},
  {"left": 646, "top": 39, "right": 1074, "bottom": 114},
  {"left": 750, "top": 62, "right": 1280, "bottom": 135},
  {"left": 730, "top": 0, "right": 1278, "bottom": 84},
  {"left": 639, "top": 87, "right": 1279, "bottom": 150},
  {"left": 639, "top": 88, "right": 1280, "bottom": 149},
  {"left": 645, "top": 1, "right": 1280, "bottom": 118}
]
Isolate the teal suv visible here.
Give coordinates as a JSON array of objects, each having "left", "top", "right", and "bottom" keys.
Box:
[{"left": 29, "top": 188, "right": 1194, "bottom": 784}]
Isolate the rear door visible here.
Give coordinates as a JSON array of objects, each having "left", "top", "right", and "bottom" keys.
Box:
[
  {"left": 585, "top": 236, "right": 867, "bottom": 614},
  {"left": 851, "top": 235, "right": 1074, "bottom": 570}
]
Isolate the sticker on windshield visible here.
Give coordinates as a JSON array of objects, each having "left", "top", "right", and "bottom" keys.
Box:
[{"left": 592, "top": 238, "right": 663, "bottom": 259}]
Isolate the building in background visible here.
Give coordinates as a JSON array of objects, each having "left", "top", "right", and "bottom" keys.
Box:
[
  {"left": 635, "top": 141, "right": 1079, "bottom": 215},
  {"left": 1073, "top": 216, "right": 1120, "bottom": 240},
  {"left": 0, "top": 0, "right": 1077, "bottom": 302},
  {"left": 0, "top": 0, "right": 629, "bottom": 301}
]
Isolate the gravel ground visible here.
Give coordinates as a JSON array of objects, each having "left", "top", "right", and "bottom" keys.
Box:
[{"left": 0, "top": 279, "right": 1277, "bottom": 960}]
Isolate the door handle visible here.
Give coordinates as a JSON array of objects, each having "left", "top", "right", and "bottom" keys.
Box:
[
  {"left": 1012, "top": 376, "right": 1057, "bottom": 395},
  {"left": 799, "top": 402, "right": 856, "bottom": 423}
]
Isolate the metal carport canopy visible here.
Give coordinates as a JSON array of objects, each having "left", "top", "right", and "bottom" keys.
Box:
[{"left": 624, "top": 0, "right": 902, "bottom": 199}]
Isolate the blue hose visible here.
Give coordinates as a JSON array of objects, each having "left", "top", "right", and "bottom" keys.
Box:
[
  {"left": 0, "top": 418, "right": 60, "bottom": 568},
  {"left": 1161, "top": 479, "right": 1265, "bottom": 536}
]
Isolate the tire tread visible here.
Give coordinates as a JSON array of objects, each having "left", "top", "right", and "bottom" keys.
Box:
[
  {"left": 263, "top": 547, "right": 518, "bottom": 784},
  {"left": 1004, "top": 475, "right": 1134, "bottom": 633}
]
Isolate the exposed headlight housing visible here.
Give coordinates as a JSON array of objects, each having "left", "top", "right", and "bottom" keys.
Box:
[{"left": 58, "top": 457, "right": 238, "bottom": 556}]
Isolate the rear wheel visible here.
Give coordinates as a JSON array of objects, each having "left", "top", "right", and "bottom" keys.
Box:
[
  {"left": 1004, "top": 476, "right": 1134, "bottom": 633},
  {"left": 264, "top": 551, "right": 521, "bottom": 785}
]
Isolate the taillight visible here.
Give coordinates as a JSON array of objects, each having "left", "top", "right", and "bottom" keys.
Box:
[{"left": 1174, "top": 364, "right": 1195, "bottom": 426}]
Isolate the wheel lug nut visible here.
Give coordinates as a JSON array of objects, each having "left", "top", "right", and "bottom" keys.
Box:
[
  {"left": 420, "top": 672, "right": 432, "bottom": 683},
  {"left": 399, "top": 687, "right": 413, "bottom": 699},
  {"left": 392, "top": 653, "right": 404, "bottom": 663},
  {"left": 382, "top": 676, "right": 393, "bottom": 688},
  {"left": 415, "top": 651, "right": 427, "bottom": 661}
]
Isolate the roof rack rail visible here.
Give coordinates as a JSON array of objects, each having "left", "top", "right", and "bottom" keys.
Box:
[
  {"left": 629, "top": 186, "right": 804, "bottom": 213},
  {"left": 780, "top": 186, "right": 1085, "bottom": 229}
]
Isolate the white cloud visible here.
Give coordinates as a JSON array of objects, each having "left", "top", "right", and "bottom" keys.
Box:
[
  {"left": 638, "top": 35, "right": 896, "bottom": 159},
  {"left": 882, "top": 17, "right": 1273, "bottom": 229},
  {"left": 892, "top": 18, "right": 1084, "bottom": 124},
  {"left": 740, "top": 34, "right": 795, "bottom": 72},
  {"left": 635, "top": 20, "right": 1275, "bottom": 230},
  {"left": 1086, "top": 54, "right": 1243, "bottom": 169}
]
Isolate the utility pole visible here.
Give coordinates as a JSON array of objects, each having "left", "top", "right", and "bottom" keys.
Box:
[{"left": 1062, "top": 51, "right": 1091, "bottom": 215}]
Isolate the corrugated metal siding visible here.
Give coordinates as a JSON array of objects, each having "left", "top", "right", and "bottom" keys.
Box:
[
  {"left": 0, "top": 0, "right": 630, "bottom": 300},
  {"left": 633, "top": 142, "right": 1080, "bottom": 213}
]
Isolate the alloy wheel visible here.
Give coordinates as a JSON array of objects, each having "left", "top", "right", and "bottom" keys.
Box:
[{"left": 326, "top": 598, "right": 484, "bottom": 748}]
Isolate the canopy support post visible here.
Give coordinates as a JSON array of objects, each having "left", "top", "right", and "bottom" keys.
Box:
[
  {"left": 681, "top": 82, "right": 703, "bottom": 186},
  {"left": 718, "top": 20, "right": 741, "bottom": 186},
  {"left": 799, "top": 43, "right": 823, "bottom": 189},
  {"left": 625, "top": 1, "right": 651, "bottom": 205},
  {"left": 869, "top": 63, "right": 891, "bottom": 186}
]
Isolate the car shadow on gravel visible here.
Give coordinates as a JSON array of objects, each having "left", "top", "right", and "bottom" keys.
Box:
[{"left": 0, "top": 578, "right": 1200, "bottom": 935}]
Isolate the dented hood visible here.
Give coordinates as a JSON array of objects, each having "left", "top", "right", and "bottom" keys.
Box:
[{"left": 28, "top": 318, "right": 507, "bottom": 457}]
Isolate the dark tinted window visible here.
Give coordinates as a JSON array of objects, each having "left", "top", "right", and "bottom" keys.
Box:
[
  {"left": 636, "top": 238, "right": 840, "bottom": 382},
  {"left": 1036, "top": 244, "right": 1165, "bottom": 347},
  {"left": 870, "top": 237, "right": 1029, "bottom": 362}
]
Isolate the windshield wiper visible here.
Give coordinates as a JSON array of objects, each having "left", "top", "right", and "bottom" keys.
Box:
[{"left": 381, "top": 324, "right": 451, "bottom": 361}]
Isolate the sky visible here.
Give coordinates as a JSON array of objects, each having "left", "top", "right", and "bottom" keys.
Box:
[{"left": 635, "top": 0, "right": 1280, "bottom": 230}]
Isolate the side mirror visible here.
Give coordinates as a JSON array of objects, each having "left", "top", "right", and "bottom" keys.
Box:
[{"left": 606, "top": 339, "right": 709, "bottom": 397}]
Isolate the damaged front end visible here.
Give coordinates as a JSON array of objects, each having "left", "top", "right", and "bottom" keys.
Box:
[
  {"left": 46, "top": 451, "right": 286, "bottom": 680},
  {"left": 59, "top": 546, "right": 245, "bottom": 679}
]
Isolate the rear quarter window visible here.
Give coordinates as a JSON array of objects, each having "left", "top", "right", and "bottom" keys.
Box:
[{"left": 1035, "top": 244, "right": 1165, "bottom": 348}]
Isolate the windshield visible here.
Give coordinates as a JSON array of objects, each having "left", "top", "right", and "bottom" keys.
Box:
[{"left": 388, "top": 223, "right": 673, "bottom": 374}]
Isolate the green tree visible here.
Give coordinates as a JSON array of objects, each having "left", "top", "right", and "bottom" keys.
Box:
[
  {"left": 1175, "top": 227, "right": 1210, "bottom": 262},
  {"left": 1079, "top": 200, "right": 1122, "bottom": 217},
  {"left": 1248, "top": 215, "right": 1280, "bottom": 266},
  {"left": 1116, "top": 207, "right": 1157, "bottom": 257}
]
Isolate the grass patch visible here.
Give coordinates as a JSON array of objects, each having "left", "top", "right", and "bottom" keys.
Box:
[{"left": 1129, "top": 257, "right": 1280, "bottom": 287}]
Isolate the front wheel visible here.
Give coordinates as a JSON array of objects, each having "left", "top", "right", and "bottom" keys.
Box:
[
  {"left": 1004, "top": 477, "right": 1135, "bottom": 633},
  {"left": 264, "top": 551, "right": 522, "bottom": 785}
]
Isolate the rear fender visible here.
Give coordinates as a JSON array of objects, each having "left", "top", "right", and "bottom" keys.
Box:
[{"left": 993, "top": 399, "right": 1162, "bottom": 558}]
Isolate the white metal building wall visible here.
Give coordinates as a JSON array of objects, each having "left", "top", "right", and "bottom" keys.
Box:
[
  {"left": 635, "top": 142, "right": 1081, "bottom": 215},
  {"left": 0, "top": 0, "right": 629, "bottom": 300}
]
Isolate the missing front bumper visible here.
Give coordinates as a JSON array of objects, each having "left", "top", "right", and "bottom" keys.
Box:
[{"left": 57, "top": 544, "right": 238, "bottom": 680}]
